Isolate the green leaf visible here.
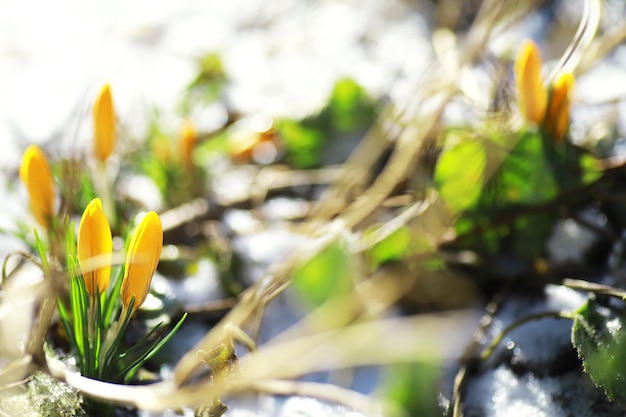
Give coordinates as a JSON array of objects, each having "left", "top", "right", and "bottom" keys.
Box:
[
  {"left": 93, "top": 289, "right": 104, "bottom": 377},
  {"left": 101, "top": 298, "right": 135, "bottom": 380},
  {"left": 57, "top": 299, "right": 75, "bottom": 356},
  {"left": 67, "top": 258, "right": 88, "bottom": 366},
  {"left": 327, "top": 78, "right": 376, "bottom": 132},
  {"left": 365, "top": 226, "right": 412, "bottom": 268},
  {"left": 277, "top": 78, "right": 377, "bottom": 168},
  {"left": 485, "top": 130, "right": 558, "bottom": 206},
  {"left": 382, "top": 362, "right": 441, "bottom": 417},
  {"left": 64, "top": 221, "right": 77, "bottom": 262},
  {"left": 33, "top": 229, "right": 49, "bottom": 276},
  {"left": 292, "top": 240, "right": 354, "bottom": 309},
  {"left": 118, "top": 322, "right": 166, "bottom": 361},
  {"left": 118, "top": 313, "right": 187, "bottom": 383},
  {"left": 572, "top": 298, "right": 626, "bottom": 405},
  {"left": 434, "top": 135, "right": 486, "bottom": 213},
  {"left": 182, "top": 53, "right": 227, "bottom": 112},
  {"left": 278, "top": 119, "right": 325, "bottom": 168},
  {"left": 510, "top": 212, "right": 555, "bottom": 261},
  {"left": 102, "top": 265, "right": 124, "bottom": 328},
  {"left": 580, "top": 153, "right": 603, "bottom": 185}
]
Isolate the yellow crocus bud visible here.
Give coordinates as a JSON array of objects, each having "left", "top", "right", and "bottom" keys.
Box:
[
  {"left": 179, "top": 119, "right": 197, "bottom": 166},
  {"left": 544, "top": 72, "right": 574, "bottom": 141},
  {"left": 77, "top": 198, "right": 112, "bottom": 296},
  {"left": 515, "top": 40, "right": 548, "bottom": 125},
  {"left": 121, "top": 212, "right": 162, "bottom": 312},
  {"left": 19, "top": 145, "right": 55, "bottom": 229},
  {"left": 93, "top": 83, "right": 116, "bottom": 164}
]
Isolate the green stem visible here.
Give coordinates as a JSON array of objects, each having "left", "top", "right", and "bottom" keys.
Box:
[
  {"left": 88, "top": 294, "right": 98, "bottom": 376},
  {"left": 479, "top": 311, "right": 574, "bottom": 361},
  {"left": 99, "top": 307, "right": 124, "bottom": 371},
  {"left": 94, "top": 162, "right": 116, "bottom": 230},
  {"left": 562, "top": 278, "right": 626, "bottom": 299}
]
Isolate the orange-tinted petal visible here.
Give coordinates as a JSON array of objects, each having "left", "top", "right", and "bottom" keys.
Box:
[
  {"left": 544, "top": 72, "right": 574, "bottom": 141},
  {"left": 77, "top": 198, "right": 112, "bottom": 296},
  {"left": 19, "top": 145, "right": 55, "bottom": 229},
  {"left": 121, "top": 212, "right": 162, "bottom": 311},
  {"left": 93, "top": 83, "right": 116, "bottom": 164},
  {"left": 179, "top": 119, "right": 197, "bottom": 166},
  {"left": 514, "top": 40, "right": 548, "bottom": 125}
]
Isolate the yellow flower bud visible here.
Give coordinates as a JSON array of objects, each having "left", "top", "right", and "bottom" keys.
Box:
[
  {"left": 77, "top": 198, "right": 112, "bottom": 296},
  {"left": 544, "top": 72, "right": 574, "bottom": 141},
  {"left": 19, "top": 145, "right": 55, "bottom": 229},
  {"left": 121, "top": 212, "right": 162, "bottom": 312},
  {"left": 179, "top": 119, "right": 197, "bottom": 166},
  {"left": 515, "top": 40, "right": 547, "bottom": 125},
  {"left": 93, "top": 83, "right": 116, "bottom": 164}
]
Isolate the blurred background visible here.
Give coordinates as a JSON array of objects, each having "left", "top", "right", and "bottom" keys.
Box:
[{"left": 0, "top": 0, "right": 435, "bottom": 167}]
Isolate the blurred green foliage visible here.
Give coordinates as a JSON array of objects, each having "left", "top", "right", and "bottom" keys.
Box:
[
  {"left": 327, "top": 78, "right": 377, "bottom": 132},
  {"left": 181, "top": 53, "right": 227, "bottom": 114},
  {"left": 434, "top": 126, "right": 604, "bottom": 280},
  {"left": 434, "top": 131, "right": 486, "bottom": 213},
  {"left": 278, "top": 120, "right": 325, "bottom": 169},
  {"left": 292, "top": 240, "right": 354, "bottom": 309},
  {"left": 134, "top": 119, "right": 205, "bottom": 208},
  {"left": 365, "top": 226, "right": 413, "bottom": 269},
  {"left": 279, "top": 78, "right": 378, "bottom": 168},
  {"left": 382, "top": 362, "right": 441, "bottom": 417}
]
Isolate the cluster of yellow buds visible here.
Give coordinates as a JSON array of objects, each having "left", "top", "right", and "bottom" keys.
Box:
[
  {"left": 19, "top": 83, "right": 118, "bottom": 232},
  {"left": 150, "top": 119, "right": 199, "bottom": 167},
  {"left": 19, "top": 84, "right": 181, "bottom": 384},
  {"left": 77, "top": 197, "right": 162, "bottom": 314},
  {"left": 514, "top": 39, "right": 574, "bottom": 141}
]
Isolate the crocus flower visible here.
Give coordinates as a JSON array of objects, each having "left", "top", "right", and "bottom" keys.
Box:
[
  {"left": 544, "top": 72, "right": 574, "bottom": 142},
  {"left": 121, "top": 212, "right": 162, "bottom": 312},
  {"left": 93, "top": 83, "right": 116, "bottom": 164},
  {"left": 179, "top": 119, "right": 197, "bottom": 166},
  {"left": 514, "top": 40, "right": 548, "bottom": 125},
  {"left": 514, "top": 40, "right": 574, "bottom": 140},
  {"left": 19, "top": 145, "right": 55, "bottom": 229},
  {"left": 77, "top": 198, "right": 112, "bottom": 296}
]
